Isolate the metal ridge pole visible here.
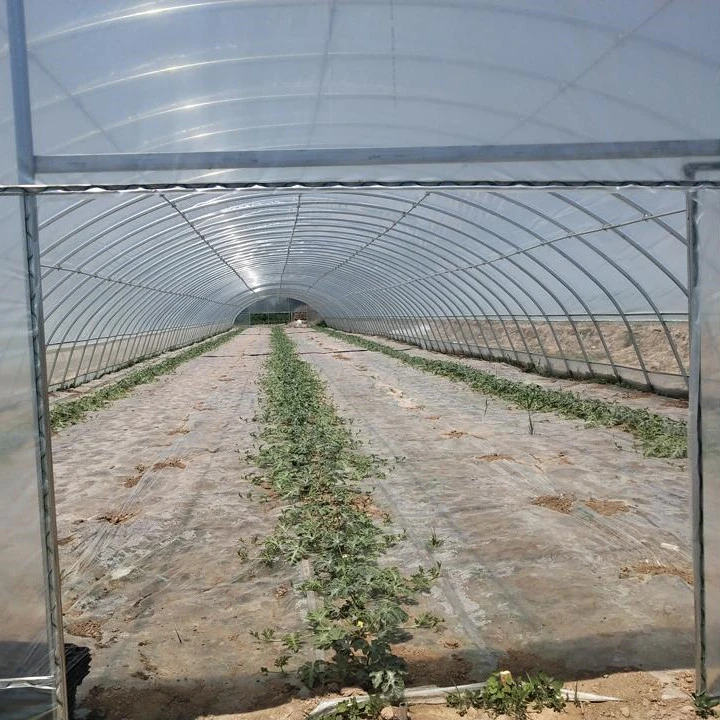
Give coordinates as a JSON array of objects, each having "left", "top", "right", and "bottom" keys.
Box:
[{"left": 34, "top": 139, "right": 720, "bottom": 175}]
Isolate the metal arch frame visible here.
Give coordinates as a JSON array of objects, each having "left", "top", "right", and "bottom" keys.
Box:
[
  {"left": 195, "top": 211, "right": 517, "bottom": 360},
  {"left": 39, "top": 192, "right": 261, "bottom": 291},
  {"left": 446, "top": 192, "right": 654, "bottom": 388},
  {"left": 82, "top": 294, "right": 232, "bottom": 381},
  {"left": 41, "top": 266, "right": 236, "bottom": 373},
  {"left": 121, "top": 193, "right": 480, "bottom": 334},
  {"left": 44, "top": 279, "right": 207, "bottom": 387},
  {"left": 36, "top": 187, "right": 694, "bottom": 390},
  {"left": 320, "top": 193, "right": 610, "bottom": 375},
  {"left": 478, "top": 191, "right": 662, "bottom": 385},
  {"left": 48, "top": 284, "right": 234, "bottom": 389},
  {"left": 498, "top": 190, "right": 688, "bottom": 389},
  {"left": 303, "top": 222, "right": 534, "bottom": 363},
  {"left": 21, "top": 181, "right": 697, "bottom": 392},
  {"left": 410, "top": 197, "right": 576, "bottom": 372},
  {"left": 388, "top": 198, "right": 588, "bottom": 370},
  {"left": 4, "top": 0, "right": 718, "bottom": 712},
  {"left": 197, "top": 191, "right": 545, "bottom": 359},
  {"left": 176, "top": 191, "right": 558, "bottom": 361},
  {"left": 39, "top": 202, "right": 253, "bottom": 380},
  {"left": 32, "top": 193, "right": 251, "bottom": 383},
  {"left": 55, "top": 277, "right": 239, "bottom": 384},
  {"left": 550, "top": 191, "right": 688, "bottom": 379},
  {"left": 340, "top": 189, "right": 686, "bottom": 388}
]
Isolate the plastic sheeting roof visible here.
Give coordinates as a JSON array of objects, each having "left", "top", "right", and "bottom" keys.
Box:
[
  {"left": 0, "top": 0, "right": 715, "bottom": 394},
  {"left": 0, "top": 3, "right": 717, "bottom": 712},
  {"left": 1, "top": 0, "right": 719, "bottom": 184}
]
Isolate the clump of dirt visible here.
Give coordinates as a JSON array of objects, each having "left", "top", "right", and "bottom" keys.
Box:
[
  {"left": 475, "top": 453, "right": 515, "bottom": 462},
  {"left": 620, "top": 562, "right": 693, "bottom": 585},
  {"left": 123, "top": 463, "right": 147, "bottom": 488},
  {"left": 425, "top": 415, "right": 441, "bottom": 421},
  {"left": 66, "top": 618, "right": 102, "bottom": 641},
  {"left": 57, "top": 535, "right": 75, "bottom": 546},
  {"left": 350, "top": 493, "right": 387, "bottom": 520},
  {"left": 444, "top": 430, "right": 467, "bottom": 439},
  {"left": 98, "top": 511, "right": 135, "bottom": 525},
  {"left": 586, "top": 498, "right": 631, "bottom": 516},
  {"left": 333, "top": 353, "right": 351, "bottom": 360},
  {"left": 151, "top": 457, "right": 186, "bottom": 471},
  {"left": 531, "top": 494, "right": 574, "bottom": 514}
]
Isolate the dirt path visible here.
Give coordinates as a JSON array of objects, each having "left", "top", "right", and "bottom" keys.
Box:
[
  {"left": 53, "top": 327, "right": 310, "bottom": 720},
  {"left": 289, "top": 328, "right": 693, "bottom": 681}
]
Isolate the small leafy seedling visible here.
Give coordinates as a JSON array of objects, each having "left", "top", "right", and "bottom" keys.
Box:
[
  {"left": 427, "top": 528, "right": 445, "bottom": 550},
  {"left": 693, "top": 691, "right": 720, "bottom": 718},
  {"left": 274, "top": 654, "right": 290, "bottom": 673},
  {"left": 446, "top": 671, "right": 565, "bottom": 720},
  {"left": 413, "top": 612, "right": 444, "bottom": 629},
  {"left": 282, "top": 632, "right": 304, "bottom": 653},
  {"left": 326, "top": 695, "right": 385, "bottom": 720}
]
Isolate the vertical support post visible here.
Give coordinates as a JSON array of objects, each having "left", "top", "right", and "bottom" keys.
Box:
[
  {"left": 689, "top": 186, "right": 720, "bottom": 698},
  {"left": 22, "top": 191, "right": 69, "bottom": 720},
  {"left": 687, "top": 189, "right": 705, "bottom": 694},
  {"left": 7, "top": 1, "right": 68, "bottom": 717}
]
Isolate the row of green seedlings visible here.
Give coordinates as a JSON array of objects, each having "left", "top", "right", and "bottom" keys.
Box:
[
  {"left": 447, "top": 671, "right": 565, "bottom": 720},
  {"left": 248, "top": 327, "right": 444, "bottom": 707},
  {"left": 50, "top": 328, "right": 243, "bottom": 431},
  {"left": 328, "top": 671, "right": 566, "bottom": 720},
  {"left": 247, "top": 329, "right": 566, "bottom": 720},
  {"left": 318, "top": 328, "right": 686, "bottom": 459}
]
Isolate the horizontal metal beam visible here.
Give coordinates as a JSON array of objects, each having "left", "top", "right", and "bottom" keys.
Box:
[{"left": 35, "top": 139, "right": 720, "bottom": 174}]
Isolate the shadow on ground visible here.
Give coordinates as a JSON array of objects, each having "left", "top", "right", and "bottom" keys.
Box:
[{"left": 78, "top": 626, "right": 694, "bottom": 720}]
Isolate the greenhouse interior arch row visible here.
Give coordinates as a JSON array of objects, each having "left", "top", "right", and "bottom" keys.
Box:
[
  {"left": 25, "top": 186, "right": 691, "bottom": 395},
  {"left": 1, "top": 1, "right": 719, "bottom": 719}
]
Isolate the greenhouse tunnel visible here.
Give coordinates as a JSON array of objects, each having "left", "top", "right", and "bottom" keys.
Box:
[{"left": 0, "top": 1, "right": 719, "bottom": 719}]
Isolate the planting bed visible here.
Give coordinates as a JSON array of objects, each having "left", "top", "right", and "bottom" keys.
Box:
[{"left": 50, "top": 326, "right": 695, "bottom": 720}]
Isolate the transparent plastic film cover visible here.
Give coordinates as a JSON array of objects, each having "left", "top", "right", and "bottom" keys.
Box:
[{"left": 0, "top": 0, "right": 715, "bottom": 184}]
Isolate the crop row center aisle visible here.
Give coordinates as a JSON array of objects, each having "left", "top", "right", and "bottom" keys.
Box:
[{"left": 287, "top": 327, "right": 693, "bottom": 685}]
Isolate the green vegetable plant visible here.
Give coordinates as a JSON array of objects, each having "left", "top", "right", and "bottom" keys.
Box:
[
  {"left": 249, "top": 328, "right": 443, "bottom": 699},
  {"left": 325, "top": 695, "right": 386, "bottom": 720},
  {"left": 693, "top": 691, "right": 720, "bottom": 718},
  {"left": 318, "top": 328, "right": 687, "bottom": 459},
  {"left": 427, "top": 529, "right": 445, "bottom": 550},
  {"left": 446, "top": 671, "right": 565, "bottom": 720}
]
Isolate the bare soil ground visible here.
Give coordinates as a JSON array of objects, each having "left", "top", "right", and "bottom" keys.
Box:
[{"left": 50, "top": 326, "right": 695, "bottom": 720}]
